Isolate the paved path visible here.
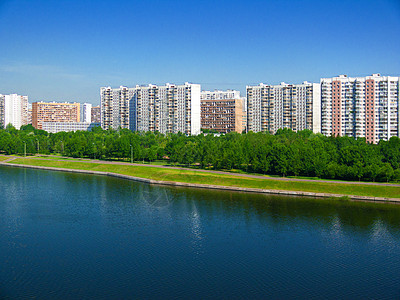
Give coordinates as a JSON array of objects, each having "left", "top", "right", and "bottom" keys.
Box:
[{"left": 3, "top": 154, "right": 400, "bottom": 187}]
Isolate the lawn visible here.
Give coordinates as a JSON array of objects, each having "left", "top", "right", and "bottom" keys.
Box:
[
  {"left": 5, "top": 157, "right": 400, "bottom": 199},
  {"left": 0, "top": 155, "right": 12, "bottom": 161},
  {"left": 34, "top": 155, "right": 92, "bottom": 161}
]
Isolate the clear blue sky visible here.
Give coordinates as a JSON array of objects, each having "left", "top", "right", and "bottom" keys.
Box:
[{"left": 0, "top": 0, "right": 399, "bottom": 105}]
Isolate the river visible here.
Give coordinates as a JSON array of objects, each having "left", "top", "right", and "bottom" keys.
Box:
[{"left": 0, "top": 165, "right": 399, "bottom": 299}]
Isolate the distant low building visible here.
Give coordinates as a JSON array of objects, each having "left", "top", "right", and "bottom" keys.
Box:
[{"left": 42, "top": 122, "right": 100, "bottom": 133}]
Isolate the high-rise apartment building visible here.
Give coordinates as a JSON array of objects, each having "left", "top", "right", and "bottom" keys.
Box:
[
  {"left": 0, "top": 94, "right": 29, "bottom": 129},
  {"left": 82, "top": 103, "right": 92, "bottom": 123},
  {"left": 200, "top": 90, "right": 245, "bottom": 133},
  {"left": 100, "top": 86, "right": 135, "bottom": 130},
  {"left": 131, "top": 83, "right": 201, "bottom": 135},
  {"left": 32, "top": 101, "right": 80, "bottom": 130},
  {"left": 101, "top": 83, "right": 201, "bottom": 135},
  {"left": 91, "top": 106, "right": 101, "bottom": 123},
  {"left": 246, "top": 82, "right": 321, "bottom": 134},
  {"left": 321, "top": 74, "right": 400, "bottom": 143},
  {"left": 0, "top": 95, "right": 4, "bottom": 128},
  {"left": 27, "top": 108, "right": 32, "bottom": 125}
]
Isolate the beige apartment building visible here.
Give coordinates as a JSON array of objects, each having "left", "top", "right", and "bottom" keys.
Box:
[
  {"left": 32, "top": 101, "right": 80, "bottom": 129},
  {"left": 201, "top": 90, "right": 245, "bottom": 133}
]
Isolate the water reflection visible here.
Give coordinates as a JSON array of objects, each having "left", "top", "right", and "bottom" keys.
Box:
[{"left": 189, "top": 200, "right": 203, "bottom": 254}]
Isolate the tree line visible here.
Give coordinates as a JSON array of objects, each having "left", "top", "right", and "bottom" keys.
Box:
[{"left": 0, "top": 124, "right": 399, "bottom": 182}]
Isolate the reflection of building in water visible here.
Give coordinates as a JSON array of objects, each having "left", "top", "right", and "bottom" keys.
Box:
[
  {"left": 328, "top": 215, "right": 345, "bottom": 245},
  {"left": 371, "top": 220, "right": 391, "bottom": 242},
  {"left": 190, "top": 201, "right": 203, "bottom": 253}
]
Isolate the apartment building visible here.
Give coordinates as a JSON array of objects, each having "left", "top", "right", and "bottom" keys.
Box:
[
  {"left": 201, "top": 90, "right": 245, "bottom": 133},
  {"left": 0, "top": 94, "right": 29, "bottom": 129},
  {"left": 32, "top": 101, "right": 80, "bottom": 130},
  {"left": 91, "top": 106, "right": 101, "bottom": 123},
  {"left": 321, "top": 74, "right": 400, "bottom": 143},
  {"left": 27, "top": 109, "right": 32, "bottom": 125},
  {"left": 100, "top": 86, "right": 135, "bottom": 130},
  {"left": 0, "top": 95, "right": 4, "bottom": 128},
  {"left": 101, "top": 83, "right": 201, "bottom": 135},
  {"left": 82, "top": 103, "right": 92, "bottom": 123},
  {"left": 246, "top": 82, "right": 321, "bottom": 134},
  {"left": 42, "top": 122, "right": 100, "bottom": 133},
  {"left": 131, "top": 83, "right": 201, "bottom": 135}
]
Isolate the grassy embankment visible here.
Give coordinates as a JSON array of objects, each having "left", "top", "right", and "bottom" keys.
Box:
[{"left": 4, "top": 157, "right": 400, "bottom": 199}]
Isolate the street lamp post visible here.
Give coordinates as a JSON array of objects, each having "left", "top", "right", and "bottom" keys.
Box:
[
  {"left": 130, "top": 144, "right": 133, "bottom": 164},
  {"left": 23, "top": 141, "right": 26, "bottom": 157},
  {"left": 36, "top": 139, "right": 39, "bottom": 154}
]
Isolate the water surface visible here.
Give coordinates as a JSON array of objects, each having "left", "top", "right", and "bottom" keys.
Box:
[{"left": 1, "top": 166, "right": 400, "bottom": 299}]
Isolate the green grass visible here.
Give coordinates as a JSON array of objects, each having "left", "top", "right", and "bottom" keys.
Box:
[
  {"left": 0, "top": 155, "right": 12, "bottom": 161},
  {"left": 5, "top": 157, "right": 400, "bottom": 199},
  {"left": 35, "top": 155, "right": 91, "bottom": 161},
  {"left": 24, "top": 155, "right": 399, "bottom": 184}
]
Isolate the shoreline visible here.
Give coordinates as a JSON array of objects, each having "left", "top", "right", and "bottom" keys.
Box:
[{"left": 1, "top": 161, "right": 399, "bottom": 204}]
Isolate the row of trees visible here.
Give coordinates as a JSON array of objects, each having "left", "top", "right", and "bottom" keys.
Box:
[{"left": 1, "top": 124, "right": 399, "bottom": 182}]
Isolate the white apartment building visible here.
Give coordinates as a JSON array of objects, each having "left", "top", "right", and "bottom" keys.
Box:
[
  {"left": 321, "top": 74, "right": 400, "bottom": 143},
  {"left": 246, "top": 82, "right": 321, "bottom": 134},
  {"left": 0, "top": 95, "right": 4, "bottom": 128},
  {"left": 100, "top": 86, "right": 136, "bottom": 130},
  {"left": 129, "top": 82, "right": 201, "bottom": 135},
  {"left": 82, "top": 103, "right": 92, "bottom": 123},
  {"left": 42, "top": 122, "right": 100, "bottom": 133},
  {"left": 101, "top": 83, "right": 201, "bottom": 135},
  {"left": 0, "top": 94, "right": 29, "bottom": 129}
]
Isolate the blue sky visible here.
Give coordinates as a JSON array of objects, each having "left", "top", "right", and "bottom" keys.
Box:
[{"left": 0, "top": 0, "right": 399, "bottom": 105}]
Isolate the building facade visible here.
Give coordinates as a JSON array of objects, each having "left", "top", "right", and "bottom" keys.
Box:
[
  {"left": 321, "top": 74, "right": 400, "bottom": 143},
  {"left": 91, "top": 106, "right": 101, "bottom": 123},
  {"left": 101, "top": 83, "right": 201, "bottom": 135},
  {"left": 131, "top": 83, "right": 201, "bottom": 135},
  {"left": 42, "top": 122, "right": 100, "bottom": 133},
  {"left": 200, "top": 90, "right": 241, "bottom": 100},
  {"left": 0, "top": 95, "right": 4, "bottom": 128},
  {"left": 0, "top": 94, "right": 29, "bottom": 129},
  {"left": 246, "top": 82, "right": 321, "bottom": 134},
  {"left": 200, "top": 90, "right": 245, "bottom": 133},
  {"left": 32, "top": 101, "right": 80, "bottom": 130},
  {"left": 100, "top": 86, "right": 135, "bottom": 130},
  {"left": 82, "top": 103, "right": 92, "bottom": 123}
]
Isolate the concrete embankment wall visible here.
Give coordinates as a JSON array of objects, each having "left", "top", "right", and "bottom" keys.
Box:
[{"left": 1, "top": 162, "right": 399, "bottom": 204}]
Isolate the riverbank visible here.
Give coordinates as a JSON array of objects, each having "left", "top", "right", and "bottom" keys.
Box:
[{"left": 0, "top": 155, "right": 399, "bottom": 203}]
